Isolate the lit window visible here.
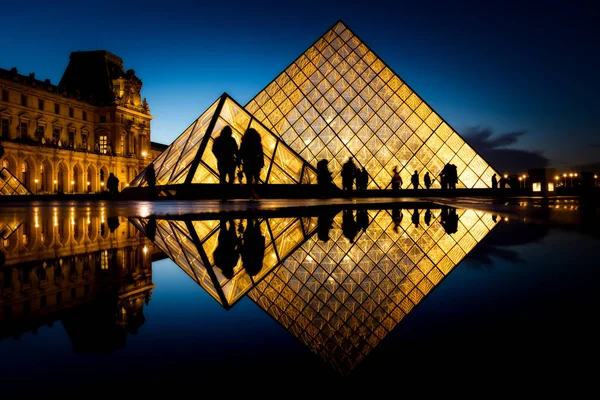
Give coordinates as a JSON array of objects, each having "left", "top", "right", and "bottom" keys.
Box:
[
  {"left": 547, "top": 182, "right": 555, "bottom": 192},
  {"left": 532, "top": 182, "right": 541, "bottom": 192},
  {"left": 99, "top": 135, "right": 108, "bottom": 154}
]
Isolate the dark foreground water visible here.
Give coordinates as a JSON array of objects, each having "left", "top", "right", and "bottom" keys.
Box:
[{"left": 0, "top": 199, "right": 598, "bottom": 394}]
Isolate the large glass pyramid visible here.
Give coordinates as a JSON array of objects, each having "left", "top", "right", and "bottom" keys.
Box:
[
  {"left": 129, "top": 213, "right": 316, "bottom": 309},
  {"left": 0, "top": 167, "right": 32, "bottom": 195},
  {"left": 129, "top": 93, "right": 317, "bottom": 188},
  {"left": 131, "top": 205, "right": 498, "bottom": 375},
  {"left": 247, "top": 207, "right": 497, "bottom": 375},
  {"left": 246, "top": 21, "right": 499, "bottom": 189}
]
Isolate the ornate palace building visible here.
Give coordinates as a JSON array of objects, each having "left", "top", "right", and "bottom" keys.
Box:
[{"left": 0, "top": 50, "right": 154, "bottom": 194}]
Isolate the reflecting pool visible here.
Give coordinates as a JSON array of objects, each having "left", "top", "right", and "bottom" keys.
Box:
[{"left": 0, "top": 200, "right": 598, "bottom": 394}]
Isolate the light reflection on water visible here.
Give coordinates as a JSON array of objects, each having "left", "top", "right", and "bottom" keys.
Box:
[{"left": 0, "top": 201, "right": 598, "bottom": 393}]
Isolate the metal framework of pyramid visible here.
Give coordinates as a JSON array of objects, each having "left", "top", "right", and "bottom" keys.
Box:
[
  {"left": 129, "top": 94, "right": 317, "bottom": 189},
  {"left": 132, "top": 206, "right": 498, "bottom": 375},
  {"left": 247, "top": 207, "right": 498, "bottom": 375},
  {"left": 246, "top": 21, "right": 499, "bottom": 189},
  {"left": 0, "top": 167, "right": 32, "bottom": 195},
  {"left": 129, "top": 214, "right": 316, "bottom": 309}
]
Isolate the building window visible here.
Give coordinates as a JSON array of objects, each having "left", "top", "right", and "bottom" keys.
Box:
[
  {"left": 68, "top": 129, "right": 75, "bottom": 147},
  {"left": 38, "top": 99, "right": 44, "bottom": 110},
  {"left": 21, "top": 94, "right": 27, "bottom": 106},
  {"left": 82, "top": 132, "right": 88, "bottom": 149},
  {"left": 53, "top": 127, "right": 60, "bottom": 143},
  {"left": 36, "top": 125, "right": 44, "bottom": 141},
  {"left": 69, "top": 107, "right": 74, "bottom": 118},
  {"left": 82, "top": 111, "right": 87, "bottom": 121},
  {"left": 99, "top": 135, "right": 107, "bottom": 154},
  {"left": 100, "top": 114, "right": 107, "bottom": 123},
  {"left": 1, "top": 89, "right": 8, "bottom": 102},
  {"left": 19, "top": 121, "right": 27, "bottom": 138},
  {"left": 120, "top": 135, "right": 125, "bottom": 155},
  {"left": 1, "top": 118, "right": 8, "bottom": 137},
  {"left": 54, "top": 103, "right": 60, "bottom": 114}
]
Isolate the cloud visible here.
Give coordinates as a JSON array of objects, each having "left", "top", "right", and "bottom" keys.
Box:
[{"left": 463, "top": 126, "right": 549, "bottom": 174}]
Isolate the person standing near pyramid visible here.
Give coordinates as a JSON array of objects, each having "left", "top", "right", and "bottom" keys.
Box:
[
  {"left": 341, "top": 157, "right": 357, "bottom": 191},
  {"left": 239, "top": 127, "right": 265, "bottom": 192},
  {"left": 212, "top": 125, "right": 239, "bottom": 185}
]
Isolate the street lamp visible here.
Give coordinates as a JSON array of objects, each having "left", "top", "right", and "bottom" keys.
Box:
[
  {"left": 595, "top": 174, "right": 598, "bottom": 187},
  {"left": 141, "top": 151, "right": 147, "bottom": 158},
  {"left": 518, "top": 176, "right": 522, "bottom": 188},
  {"left": 34, "top": 178, "right": 39, "bottom": 194},
  {"left": 522, "top": 174, "right": 527, "bottom": 189},
  {"left": 563, "top": 173, "right": 567, "bottom": 187},
  {"left": 71, "top": 180, "right": 75, "bottom": 194},
  {"left": 569, "top": 173, "right": 573, "bottom": 188},
  {"left": 53, "top": 179, "right": 57, "bottom": 193}
]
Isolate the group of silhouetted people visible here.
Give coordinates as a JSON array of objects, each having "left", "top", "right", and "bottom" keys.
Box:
[
  {"left": 212, "top": 218, "right": 266, "bottom": 279},
  {"left": 339, "top": 157, "right": 368, "bottom": 191},
  {"left": 212, "top": 126, "right": 265, "bottom": 197}
]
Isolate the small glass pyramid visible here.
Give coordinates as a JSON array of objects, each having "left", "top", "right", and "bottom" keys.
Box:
[
  {"left": 246, "top": 21, "right": 499, "bottom": 189},
  {"left": 0, "top": 167, "right": 32, "bottom": 195},
  {"left": 129, "top": 93, "right": 317, "bottom": 188}
]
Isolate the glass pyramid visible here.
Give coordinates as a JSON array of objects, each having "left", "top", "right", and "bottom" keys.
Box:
[
  {"left": 131, "top": 205, "right": 497, "bottom": 375},
  {"left": 247, "top": 207, "right": 498, "bottom": 375},
  {"left": 129, "top": 93, "right": 317, "bottom": 188},
  {"left": 129, "top": 213, "right": 317, "bottom": 309},
  {"left": 0, "top": 167, "right": 32, "bottom": 195},
  {"left": 246, "top": 21, "right": 499, "bottom": 189}
]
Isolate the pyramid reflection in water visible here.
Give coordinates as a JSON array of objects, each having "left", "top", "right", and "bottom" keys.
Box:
[{"left": 132, "top": 206, "right": 497, "bottom": 374}]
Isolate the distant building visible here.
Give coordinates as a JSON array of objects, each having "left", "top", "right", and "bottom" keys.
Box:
[{"left": 0, "top": 51, "right": 154, "bottom": 193}]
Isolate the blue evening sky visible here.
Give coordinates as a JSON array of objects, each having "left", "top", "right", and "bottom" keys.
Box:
[{"left": 2, "top": 0, "right": 598, "bottom": 171}]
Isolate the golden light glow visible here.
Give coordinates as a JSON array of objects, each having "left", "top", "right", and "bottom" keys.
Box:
[
  {"left": 532, "top": 182, "right": 541, "bottom": 192},
  {"left": 141, "top": 151, "right": 147, "bottom": 157},
  {"left": 133, "top": 207, "right": 498, "bottom": 375},
  {"left": 128, "top": 21, "right": 499, "bottom": 190}
]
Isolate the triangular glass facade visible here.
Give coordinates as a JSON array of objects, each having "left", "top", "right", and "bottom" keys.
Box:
[
  {"left": 129, "top": 214, "right": 316, "bottom": 309},
  {"left": 246, "top": 21, "right": 499, "bottom": 189},
  {"left": 129, "top": 94, "right": 317, "bottom": 188},
  {"left": 247, "top": 207, "right": 498, "bottom": 375},
  {"left": 0, "top": 167, "right": 32, "bottom": 195},
  {"left": 132, "top": 206, "right": 497, "bottom": 374}
]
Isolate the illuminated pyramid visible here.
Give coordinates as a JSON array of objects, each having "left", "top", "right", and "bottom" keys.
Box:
[
  {"left": 246, "top": 21, "right": 499, "bottom": 189},
  {"left": 129, "top": 93, "right": 317, "bottom": 189},
  {"left": 129, "top": 214, "right": 317, "bottom": 309},
  {"left": 0, "top": 167, "right": 32, "bottom": 195},
  {"left": 247, "top": 207, "right": 498, "bottom": 375}
]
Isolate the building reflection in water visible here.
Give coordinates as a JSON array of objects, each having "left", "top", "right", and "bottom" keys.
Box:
[
  {"left": 0, "top": 207, "right": 158, "bottom": 352},
  {"left": 133, "top": 205, "right": 497, "bottom": 375}
]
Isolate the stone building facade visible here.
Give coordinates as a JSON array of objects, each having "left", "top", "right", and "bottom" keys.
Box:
[{"left": 0, "top": 50, "right": 154, "bottom": 193}]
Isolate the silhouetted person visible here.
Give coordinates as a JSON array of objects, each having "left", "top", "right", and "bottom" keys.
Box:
[
  {"left": 411, "top": 208, "right": 420, "bottom": 228},
  {"left": 107, "top": 172, "right": 119, "bottom": 194},
  {"left": 498, "top": 175, "right": 506, "bottom": 190},
  {"left": 356, "top": 168, "right": 368, "bottom": 191},
  {"left": 212, "top": 126, "right": 239, "bottom": 185},
  {"left": 317, "top": 210, "right": 335, "bottom": 242},
  {"left": 448, "top": 164, "right": 458, "bottom": 189},
  {"left": 424, "top": 172, "right": 431, "bottom": 189},
  {"left": 240, "top": 218, "right": 265, "bottom": 277},
  {"left": 356, "top": 209, "right": 369, "bottom": 232},
  {"left": 107, "top": 216, "right": 120, "bottom": 233},
  {"left": 342, "top": 209, "right": 358, "bottom": 243},
  {"left": 491, "top": 174, "right": 498, "bottom": 189},
  {"left": 239, "top": 128, "right": 264, "bottom": 192},
  {"left": 146, "top": 164, "right": 156, "bottom": 190},
  {"left": 492, "top": 214, "right": 498, "bottom": 223},
  {"left": 213, "top": 219, "right": 240, "bottom": 279},
  {"left": 441, "top": 207, "right": 459, "bottom": 234},
  {"left": 316, "top": 159, "right": 334, "bottom": 187},
  {"left": 341, "top": 157, "right": 357, "bottom": 191},
  {"left": 391, "top": 207, "right": 403, "bottom": 232},
  {"left": 411, "top": 171, "right": 419, "bottom": 190},
  {"left": 391, "top": 166, "right": 402, "bottom": 190},
  {"left": 424, "top": 208, "right": 432, "bottom": 226}
]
